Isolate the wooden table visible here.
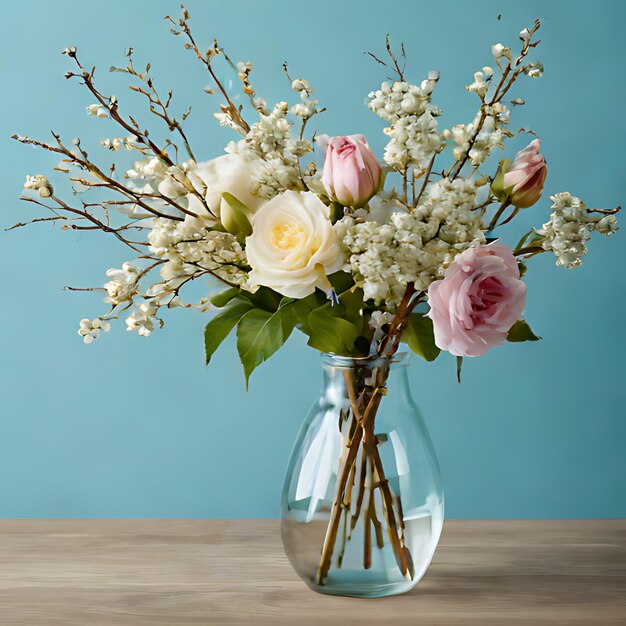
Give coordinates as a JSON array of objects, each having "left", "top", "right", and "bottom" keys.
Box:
[{"left": 0, "top": 520, "right": 624, "bottom": 624}]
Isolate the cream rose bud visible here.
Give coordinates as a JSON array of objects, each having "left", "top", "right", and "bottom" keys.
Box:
[
  {"left": 317, "top": 134, "right": 382, "bottom": 207},
  {"left": 187, "top": 152, "right": 267, "bottom": 223},
  {"left": 502, "top": 138, "right": 547, "bottom": 209},
  {"left": 245, "top": 191, "right": 343, "bottom": 298}
]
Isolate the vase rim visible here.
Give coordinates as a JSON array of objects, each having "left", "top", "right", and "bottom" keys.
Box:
[{"left": 321, "top": 351, "right": 411, "bottom": 369}]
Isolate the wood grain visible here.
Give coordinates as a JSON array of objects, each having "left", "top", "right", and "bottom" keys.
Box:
[{"left": 0, "top": 519, "right": 623, "bottom": 625}]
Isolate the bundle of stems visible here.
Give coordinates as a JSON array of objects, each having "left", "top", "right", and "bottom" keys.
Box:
[{"left": 316, "top": 284, "right": 420, "bottom": 584}]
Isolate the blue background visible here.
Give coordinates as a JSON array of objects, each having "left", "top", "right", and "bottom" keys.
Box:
[{"left": 1, "top": 0, "right": 624, "bottom": 519}]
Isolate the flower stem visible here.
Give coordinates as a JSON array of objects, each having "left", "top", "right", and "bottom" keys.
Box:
[
  {"left": 315, "top": 283, "right": 418, "bottom": 585},
  {"left": 315, "top": 409, "right": 364, "bottom": 584},
  {"left": 487, "top": 200, "right": 511, "bottom": 231},
  {"left": 363, "top": 466, "right": 373, "bottom": 570}
]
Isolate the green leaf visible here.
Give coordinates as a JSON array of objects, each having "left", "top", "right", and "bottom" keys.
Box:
[
  {"left": 490, "top": 158, "right": 513, "bottom": 203},
  {"left": 456, "top": 356, "right": 463, "bottom": 384},
  {"left": 204, "top": 299, "right": 254, "bottom": 365},
  {"left": 306, "top": 302, "right": 361, "bottom": 355},
  {"left": 284, "top": 297, "right": 317, "bottom": 335},
  {"left": 507, "top": 319, "right": 541, "bottom": 342},
  {"left": 329, "top": 201, "right": 344, "bottom": 224},
  {"left": 236, "top": 304, "right": 298, "bottom": 387},
  {"left": 221, "top": 191, "right": 252, "bottom": 237},
  {"left": 209, "top": 288, "right": 241, "bottom": 308},
  {"left": 402, "top": 313, "right": 441, "bottom": 362},
  {"left": 375, "top": 168, "right": 387, "bottom": 195},
  {"left": 248, "top": 286, "right": 282, "bottom": 312},
  {"left": 514, "top": 230, "right": 533, "bottom": 252},
  {"left": 210, "top": 286, "right": 282, "bottom": 316},
  {"left": 300, "top": 289, "right": 329, "bottom": 311},
  {"left": 328, "top": 271, "right": 355, "bottom": 295},
  {"left": 336, "top": 287, "right": 366, "bottom": 334}
]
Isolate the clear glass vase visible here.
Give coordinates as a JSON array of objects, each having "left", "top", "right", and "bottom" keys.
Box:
[{"left": 281, "top": 351, "right": 444, "bottom": 598}]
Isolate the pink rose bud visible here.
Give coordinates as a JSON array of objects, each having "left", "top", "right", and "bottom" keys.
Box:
[
  {"left": 502, "top": 138, "right": 547, "bottom": 208},
  {"left": 427, "top": 243, "right": 526, "bottom": 357},
  {"left": 318, "top": 134, "right": 382, "bottom": 207}
]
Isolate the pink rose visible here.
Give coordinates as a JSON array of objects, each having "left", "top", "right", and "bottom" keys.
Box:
[
  {"left": 502, "top": 138, "right": 547, "bottom": 208},
  {"left": 317, "top": 134, "right": 381, "bottom": 207},
  {"left": 427, "top": 243, "right": 526, "bottom": 357}
]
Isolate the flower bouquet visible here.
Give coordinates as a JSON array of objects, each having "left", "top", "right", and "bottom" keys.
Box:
[{"left": 12, "top": 7, "right": 620, "bottom": 597}]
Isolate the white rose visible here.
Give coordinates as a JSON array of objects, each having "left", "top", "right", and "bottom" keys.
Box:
[
  {"left": 246, "top": 191, "right": 343, "bottom": 298},
  {"left": 187, "top": 152, "right": 267, "bottom": 223}
]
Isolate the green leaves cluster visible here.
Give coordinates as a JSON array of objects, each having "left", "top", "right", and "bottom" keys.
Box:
[
  {"left": 204, "top": 287, "right": 282, "bottom": 386},
  {"left": 204, "top": 270, "right": 541, "bottom": 388},
  {"left": 204, "top": 273, "right": 371, "bottom": 387}
]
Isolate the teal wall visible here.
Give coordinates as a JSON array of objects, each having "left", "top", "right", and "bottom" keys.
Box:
[{"left": 1, "top": 0, "right": 624, "bottom": 519}]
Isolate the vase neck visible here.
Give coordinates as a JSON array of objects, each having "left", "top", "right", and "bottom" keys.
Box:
[
  {"left": 321, "top": 352, "right": 411, "bottom": 370},
  {"left": 320, "top": 352, "right": 411, "bottom": 398}
]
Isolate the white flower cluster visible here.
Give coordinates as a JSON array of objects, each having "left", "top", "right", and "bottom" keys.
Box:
[
  {"left": 491, "top": 43, "right": 512, "bottom": 62},
  {"left": 466, "top": 67, "right": 493, "bottom": 99},
  {"left": 103, "top": 262, "right": 140, "bottom": 306},
  {"left": 368, "top": 76, "right": 443, "bottom": 172},
  {"left": 140, "top": 217, "right": 244, "bottom": 330},
  {"left": 124, "top": 156, "right": 201, "bottom": 218},
  {"left": 125, "top": 302, "right": 161, "bottom": 337},
  {"left": 290, "top": 78, "right": 320, "bottom": 119},
  {"left": 537, "top": 193, "right": 619, "bottom": 268},
  {"left": 125, "top": 156, "right": 169, "bottom": 195},
  {"left": 239, "top": 102, "right": 312, "bottom": 198},
  {"left": 148, "top": 215, "right": 248, "bottom": 286},
  {"left": 443, "top": 101, "right": 510, "bottom": 166},
  {"left": 77, "top": 318, "right": 110, "bottom": 344},
  {"left": 126, "top": 157, "right": 196, "bottom": 199},
  {"left": 83, "top": 215, "right": 249, "bottom": 342},
  {"left": 340, "top": 179, "right": 485, "bottom": 306},
  {"left": 23, "top": 174, "right": 53, "bottom": 198},
  {"left": 100, "top": 135, "right": 139, "bottom": 151},
  {"left": 86, "top": 103, "right": 108, "bottom": 118}
]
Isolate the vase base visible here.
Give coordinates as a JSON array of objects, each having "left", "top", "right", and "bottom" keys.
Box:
[
  {"left": 300, "top": 572, "right": 418, "bottom": 598},
  {"left": 282, "top": 509, "right": 442, "bottom": 598}
]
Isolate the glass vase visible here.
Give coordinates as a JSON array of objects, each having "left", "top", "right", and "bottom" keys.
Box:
[{"left": 281, "top": 351, "right": 444, "bottom": 598}]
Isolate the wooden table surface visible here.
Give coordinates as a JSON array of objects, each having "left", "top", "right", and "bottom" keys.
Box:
[{"left": 0, "top": 519, "right": 624, "bottom": 625}]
